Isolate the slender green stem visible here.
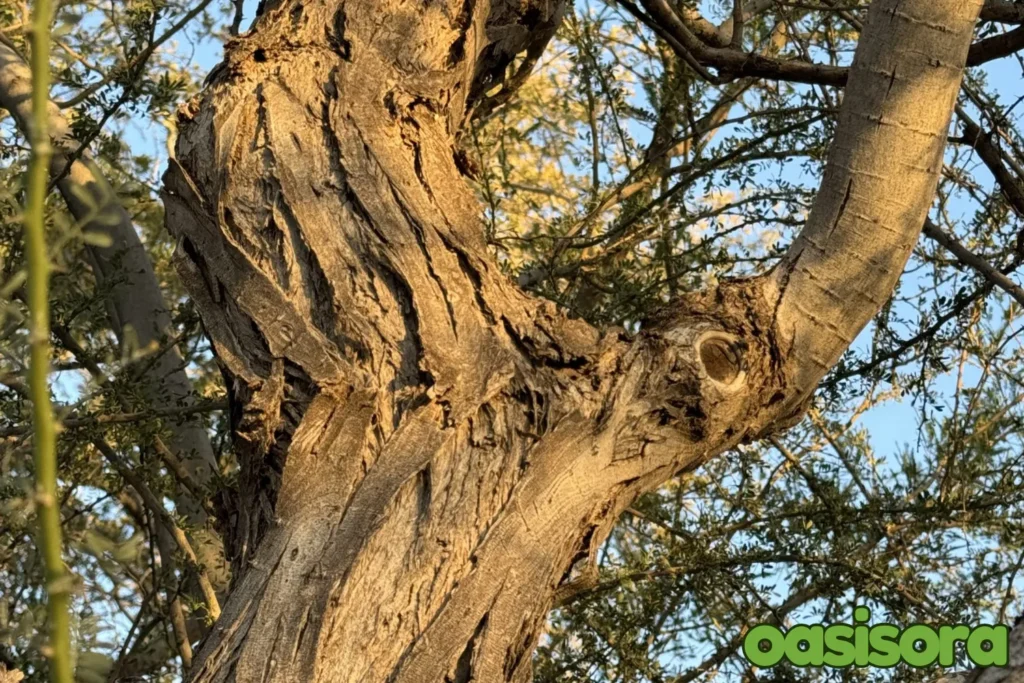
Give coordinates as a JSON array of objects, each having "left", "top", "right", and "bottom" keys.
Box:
[{"left": 25, "top": 0, "right": 73, "bottom": 679}]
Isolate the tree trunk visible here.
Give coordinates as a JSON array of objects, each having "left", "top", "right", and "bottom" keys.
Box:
[{"left": 161, "top": 0, "right": 981, "bottom": 679}]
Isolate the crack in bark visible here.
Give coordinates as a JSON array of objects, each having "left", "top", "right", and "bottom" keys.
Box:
[
  {"left": 327, "top": 6, "right": 351, "bottom": 60},
  {"left": 828, "top": 178, "right": 854, "bottom": 239},
  {"left": 395, "top": 188, "right": 462, "bottom": 340},
  {"left": 449, "top": 610, "right": 487, "bottom": 683}
]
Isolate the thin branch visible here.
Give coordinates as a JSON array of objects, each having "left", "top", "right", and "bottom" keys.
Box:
[
  {"left": 669, "top": 586, "right": 822, "bottom": 683},
  {"left": 966, "top": 23, "right": 1024, "bottom": 65},
  {"left": 49, "top": 322, "right": 216, "bottom": 500},
  {"left": 921, "top": 218, "right": 1024, "bottom": 307},
  {"left": 54, "top": 0, "right": 216, "bottom": 108},
  {"left": 0, "top": 399, "right": 228, "bottom": 437},
  {"left": 108, "top": 589, "right": 156, "bottom": 682},
  {"left": 24, "top": 0, "right": 73, "bottom": 676},
  {"left": 621, "top": 0, "right": 1019, "bottom": 88},
  {"left": 730, "top": 0, "right": 746, "bottom": 48},
  {"left": 92, "top": 439, "right": 222, "bottom": 622},
  {"left": 229, "top": 0, "right": 245, "bottom": 35}
]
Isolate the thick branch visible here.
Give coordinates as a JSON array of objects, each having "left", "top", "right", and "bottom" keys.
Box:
[
  {"left": 958, "top": 107, "right": 1024, "bottom": 213},
  {"left": 768, "top": 0, "right": 983, "bottom": 404},
  {"left": 0, "top": 40, "right": 220, "bottom": 523}
]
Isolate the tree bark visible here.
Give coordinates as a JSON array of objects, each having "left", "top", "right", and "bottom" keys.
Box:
[{"left": 162, "top": 0, "right": 982, "bottom": 679}]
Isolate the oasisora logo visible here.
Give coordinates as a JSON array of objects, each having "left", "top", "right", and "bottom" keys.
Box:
[{"left": 742, "top": 607, "right": 1009, "bottom": 669}]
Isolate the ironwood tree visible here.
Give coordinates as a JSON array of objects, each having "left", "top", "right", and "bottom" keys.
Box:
[
  {"left": 159, "top": 0, "right": 988, "bottom": 678},
  {"left": 3, "top": 0, "right": 1024, "bottom": 680}
]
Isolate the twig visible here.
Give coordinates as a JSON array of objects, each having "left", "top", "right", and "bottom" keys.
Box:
[
  {"left": 24, "top": 0, "right": 73, "bottom": 676},
  {"left": 92, "top": 439, "right": 222, "bottom": 622},
  {"left": 54, "top": 0, "right": 216, "bottom": 109},
  {"left": 49, "top": 323, "right": 216, "bottom": 499},
  {"left": 108, "top": 589, "right": 156, "bottom": 681},
  {"left": 921, "top": 218, "right": 1024, "bottom": 307},
  {"left": 0, "top": 399, "right": 228, "bottom": 437}
]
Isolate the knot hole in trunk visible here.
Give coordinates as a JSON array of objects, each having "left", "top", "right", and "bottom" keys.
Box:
[{"left": 697, "top": 332, "right": 748, "bottom": 387}]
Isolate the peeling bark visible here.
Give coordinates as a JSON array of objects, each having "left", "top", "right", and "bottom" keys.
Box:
[{"left": 161, "top": 0, "right": 982, "bottom": 679}]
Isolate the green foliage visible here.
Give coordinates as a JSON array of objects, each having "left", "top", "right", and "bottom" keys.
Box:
[{"left": 1, "top": 1, "right": 230, "bottom": 679}]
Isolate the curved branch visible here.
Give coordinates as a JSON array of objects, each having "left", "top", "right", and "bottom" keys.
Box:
[
  {"left": 767, "top": 0, "right": 983, "bottom": 406},
  {"left": 625, "top": 0, "right": 1017, "bottom": 87}
]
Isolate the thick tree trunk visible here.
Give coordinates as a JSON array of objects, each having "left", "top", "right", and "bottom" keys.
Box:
[{"left": 161, "top": 0, "right": 981, "bottom": 679}]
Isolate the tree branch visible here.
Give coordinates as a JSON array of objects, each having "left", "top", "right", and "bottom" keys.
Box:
[
  {"left": 981, "top": 0, "right": 1024, "bottom": 23},
  {"left": 0, "top": 400, "right": 228, "bottom": 437},
  {"left": 921, "top": 219, "right": 1024, "bottom": 306},
  {"left": 92, "top": 439, "right": 222, "bottom": 622},
  {"left": 957, "top": 106, "right": 1024, "bottom": 213},
  {"left": 0, "top": 37, "right": 220, "bottom": 543},
  {"left": 767, "top": 0, "right": 983, "bottom": 406},
  {"left": 967, "top": 23, "right": 1024, "bottom": 65},
  {"left": 623, "top": 0, "right": 1018, "bottom": 88},
  {"left": 52, "top": 0, "right": 217, "bottom": 109}
]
